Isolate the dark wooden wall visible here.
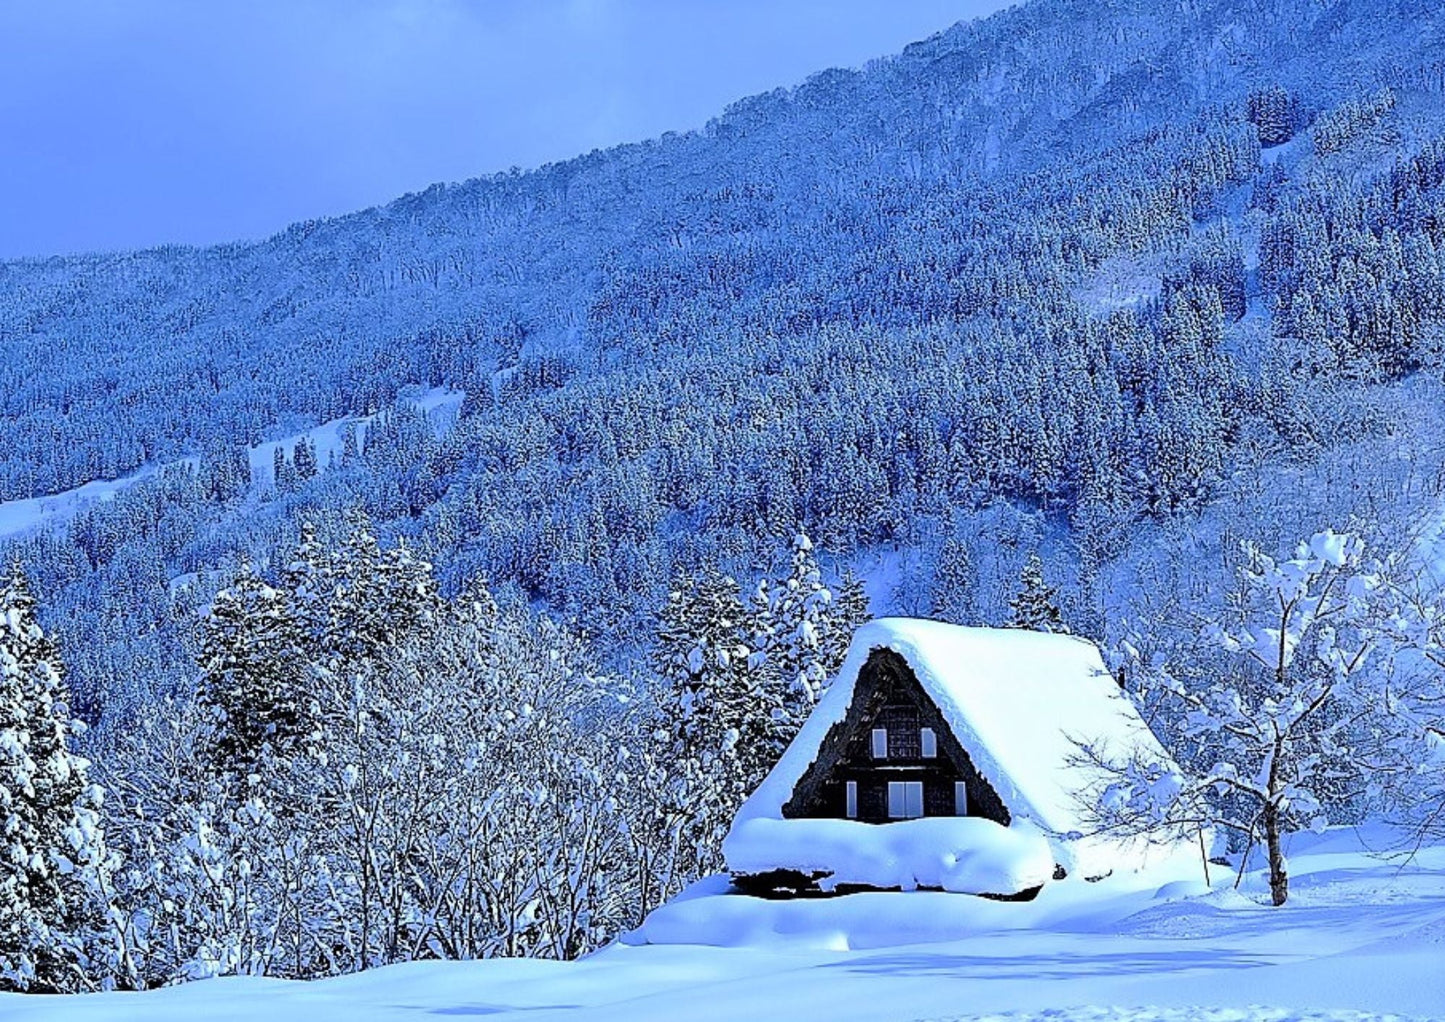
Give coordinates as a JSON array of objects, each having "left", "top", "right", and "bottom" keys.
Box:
[{"left": 782, "top": 648, "right": 1010, "bottom": 826}]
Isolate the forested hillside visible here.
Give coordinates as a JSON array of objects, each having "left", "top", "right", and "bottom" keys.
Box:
[
  {"left": 7, "top": 0, "right": 1445, "bottom": 728},
  {"left": 4, "top": 0, "right": 1445, "bottom": 989}
]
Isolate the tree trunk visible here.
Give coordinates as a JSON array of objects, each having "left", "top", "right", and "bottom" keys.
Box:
[
  {"left": 1264, "top": 726, "right": 1289, "bottom": 907},
  {"left": 1262, "top": 802, "right": 1288, "bottom": 906}
]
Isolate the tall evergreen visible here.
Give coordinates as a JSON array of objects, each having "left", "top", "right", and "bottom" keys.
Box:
[
  {"left": 828, "top": 566, "right": 872, "bottom": 665},
  {"left": 652, "top": 568, "right": 779, "bottom": 875},
  {"left": 292, "top": 439, "right": 319, "bottom": 482},
  {"left": 0, "top": 565, "right": 112, "bottom": 993},
  {"left": 930, "top": 537, "right": 977, "bottom": 626},
  {"left": 272, "top": 447, "right": 297, "bottom": 493},
  {"left": 1009, "top": 553, "right": 1070, "bottom": 634},
  {"left": 196, "top": 562, "right": 313, "bottom": 782},
  {"left": 765, "top": 534, "right": 837, "bottom": 708}
]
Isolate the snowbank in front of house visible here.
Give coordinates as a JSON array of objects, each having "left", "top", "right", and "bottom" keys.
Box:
[
  {"left": 728, "top": 619, "right": 1196, "bottom": 881},
  {"left": 724, "top": 815, "right": 1055, "bottom": 896},
  {"left": 633, "top": 843, "right": 1203, "bottom": 952}
]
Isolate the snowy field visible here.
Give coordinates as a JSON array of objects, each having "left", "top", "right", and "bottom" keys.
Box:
[{"left": 13, "top": 827, "right": 1443, "bottom": 1022}]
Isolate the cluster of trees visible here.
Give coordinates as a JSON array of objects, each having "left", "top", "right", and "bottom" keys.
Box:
[
  {"left": 650, "top": 536, "right": 871, "bottom": 883},
  {"left": 1086, "top": 529, "right": 1445, "bottom": 905},
  {"left": 0, "top": 523, "right": 870, "bottom": 990},
  {"left": 0, "top": 0, "right": 1439, "bottom": 500},
  {"left": 7, "top": 2, "right": 1445, "bottom": 745},
  {"left": 9, "top": 509, "right": 1442, "bottom": 996},
  {"left": 1261, "top": 134, "right": 1445, "bottom": 383}
]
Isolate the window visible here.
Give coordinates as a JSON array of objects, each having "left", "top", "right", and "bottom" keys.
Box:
[
  {"left": 871, "top": 728, "right": 888, "bottom": 759},
  {"left": 920, "top": 727, "right": 937, "bottom": 758},
  {"left": 845, "top": 781, "right": 858, "bottom": 819},
  {"left": 954, "top": 781, "right": 969, "bottom": 816},
  {"left": 887, "top": 781, "right": 924, "bottom": 819}
]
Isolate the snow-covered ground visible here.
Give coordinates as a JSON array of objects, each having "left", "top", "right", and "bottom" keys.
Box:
[
  {"left": 0, "top": 387, "right": 465, "bottom": 542},
  {"left": 0, "top": 463, "right": 180, "bottom": 542},
  {"left": 13, "top": 827, "right": 1443, "bottom": 1021},
  {"left": 249, "top": 385, "right": 464, "bottom": 487}
]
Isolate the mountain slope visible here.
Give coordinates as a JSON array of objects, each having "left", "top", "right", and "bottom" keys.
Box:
[{"left": 6, "top": 0, "right": 1445, "bottom": 727}]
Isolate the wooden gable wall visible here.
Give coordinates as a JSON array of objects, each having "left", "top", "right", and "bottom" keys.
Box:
[{"left": 782, "top": 648, "right": 1010, "bottom": 825}]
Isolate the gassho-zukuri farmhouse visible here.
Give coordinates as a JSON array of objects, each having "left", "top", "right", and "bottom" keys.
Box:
[{"left": 723, "top": 618, "right": 1200, "bottom": 900}]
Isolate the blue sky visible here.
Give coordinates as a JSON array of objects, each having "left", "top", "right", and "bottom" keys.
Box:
[{"left": 0, "top": 1, "right": 1012, "bottom": 259}]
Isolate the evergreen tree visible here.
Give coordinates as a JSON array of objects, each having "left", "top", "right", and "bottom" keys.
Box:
[
  {"left": 292, "top": 439, "right": 319, "bottom": 482},
  {"left": 651, "top": 568, "right": 779, "bottom": 877},
  {"left": 930, "top": 536, "right": 977, "bottom": 625},
  {"left": 1246, "top": 85, "right": 1302, "bottom": 146},
  {"left": 340, "top": 422, "right": 360, "bottom": 466},
  {"left": 765, "top": 533, "right": 837, "bottom": 709},
  {"left": 0, "top": 564, "right": 113, "bottom": 992},
  {"left": 829, "top": 566, "right": 872, "bottom": 664},
  {"left": 196, "top": 562, "right": 313, "bottom": 782},
  {"left": 281, "top": 517, "right": 441, "bottom": 676},
  {"left": 1009, "top": 553, "right": 1069, "bottom": 634},
  {"left": 272, "top": 447, "right": 296, "bottom": 493},
  {"left": 202, "top": 444, "right": 252, "bottom": 502}
]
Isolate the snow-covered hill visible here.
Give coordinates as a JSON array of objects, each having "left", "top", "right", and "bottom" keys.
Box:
[{"left": 15, "top": 828, "right": 1443, "bottom": 1021}]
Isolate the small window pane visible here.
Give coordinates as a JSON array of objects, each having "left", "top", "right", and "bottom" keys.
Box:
[
  {"left": 871, "top": 728, "right": 888, "bottom": 759},
  {"left": 955, "top": 781, "right": 968, "bottom": 816},
  {"left": 921, "top": 727, "right": 937, "bottom": 758},
  {"left": 889, "top": 781, "right": 924, "bottom": 819},
  {"left": 845, "top": 781, "right": 858, "bottom": 819}
]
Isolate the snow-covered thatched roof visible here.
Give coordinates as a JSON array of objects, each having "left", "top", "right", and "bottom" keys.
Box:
[{"left": 729, "top": 619, "right": 1190, "bottom": 878}]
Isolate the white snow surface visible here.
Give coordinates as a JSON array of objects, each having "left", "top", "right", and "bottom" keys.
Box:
[
  {"left": 14, "top": 826, "right": 1445, "bottom": 1021},
  {"left": 729, "top": 619, "right": 1191, "bottom": 879},
  {"left": 0, "top": 387, "right": 464, "bottom": 542},
  {"left": 0, "top": 463, "right": 178, "bottom": 542},
  {"left": 724, "top": 815, "right": 1056, "bottom": 895},
  {"left": 250, "top": 386, "right": 464, "bottom": 487}
]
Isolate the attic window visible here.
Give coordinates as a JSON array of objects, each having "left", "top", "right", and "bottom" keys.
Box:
[
  {"left": 955, "top": 781, "right": 968, "bottom": 816},
  {"left": 920, "top": 727, "right": 937, "bottom": 758},
  {"left": 871, "top": 728, "right": 888, "bottom": 759},
  {"left": 845, "top": 781, "right": 858, "bottom": 819},
  {"left": 887, "top": 781, "right": 923, "bottom": 819}
]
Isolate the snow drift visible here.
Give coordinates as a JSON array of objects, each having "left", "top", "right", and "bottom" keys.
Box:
[{"left": 724, "top": 815, "right": 1055, "bottom": 895}]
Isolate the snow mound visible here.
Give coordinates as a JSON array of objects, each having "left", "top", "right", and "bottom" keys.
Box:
[
  {"left": 927, "top": 1011, "right": 1434, "bottom": 1022},
  {"left": 724, "top": 816, "right": 1055, "bottom": 896},
  {"left": 632, "top": 887, "right": 1020, "bottom": 951}
]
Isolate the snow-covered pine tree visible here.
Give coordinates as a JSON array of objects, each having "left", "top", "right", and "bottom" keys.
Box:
[
  {"left": 281, "top": 517, "right": 442, "bottom": 688},
  {"left": 281, "top": 520, "right": 333, "bottom": 649},
  {"left": 764, "top": 533, "right": 838, "bottom": 711},
  {"left": 292, "top": 439, "right": 319, "bottom": 482},
  {"left": 930, "top": 536, "right": 977, "bottom": 625},
  {"left": 828, "top": 566, "right": 872, "bottom": 666},
  {"left": 196, "top": 561, "right": 314, "bottom": 783},
  {"left": 0, "top": 564, "right": 114, "bottom": 993},
  {"left": 1009, "top": 553, "right": 1070, "bottom": 633},
  {"left": 651, "top": 568, "right": 779, "bottom": 878},
  {"left": 1246, "top": 85, "right": 1302, "bottom": 146}
]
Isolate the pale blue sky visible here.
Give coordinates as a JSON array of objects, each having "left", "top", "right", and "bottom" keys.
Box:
[{"left": 0, "top": 1, "right": 1013, "bottom": 258}]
